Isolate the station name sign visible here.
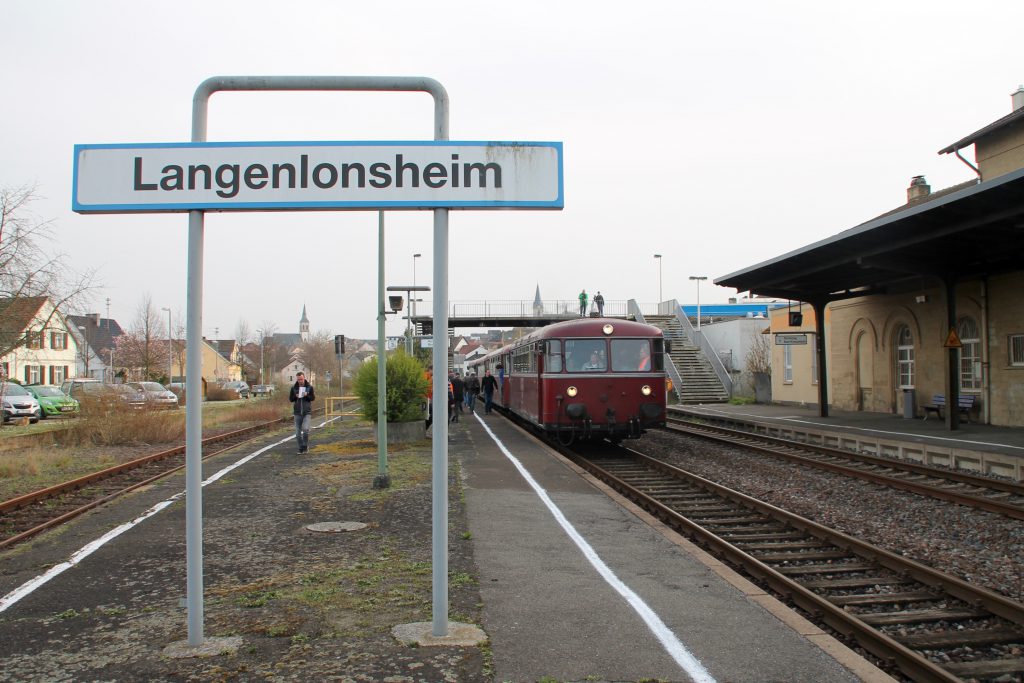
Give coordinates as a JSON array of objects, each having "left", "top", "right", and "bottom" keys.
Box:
[{"left": 72, "top": 141, "right": 563, "bottom": 213}]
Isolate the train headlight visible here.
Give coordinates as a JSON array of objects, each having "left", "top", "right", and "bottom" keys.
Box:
[
  {"left": 566, "top": 385, "right": 578, "bottom": 397},
  {"left": 602, "top": 324, "right": 614, "bottom": 335},
  {"left": 641, "top": 385, "right": 652, "bottom": 396}
]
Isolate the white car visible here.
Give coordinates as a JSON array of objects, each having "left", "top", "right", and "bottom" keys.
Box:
[{"left": 1, "top": 382, "right": 42, "bottom": 424}]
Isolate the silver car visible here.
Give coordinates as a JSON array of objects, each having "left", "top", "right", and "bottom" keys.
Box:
[
  {"left": 1, "top": 382, "right": 42, "bottom": 423},
  {"left": 128, "top": 381, "right": 180, "bottom": 409}
]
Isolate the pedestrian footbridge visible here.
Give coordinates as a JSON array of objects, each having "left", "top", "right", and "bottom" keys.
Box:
[{"left": 410, "top": 299, "right": 653, "bottom": 330}]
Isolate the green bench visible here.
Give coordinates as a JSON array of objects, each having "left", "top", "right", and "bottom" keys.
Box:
[{"left": 923, "top": 394, "right": 975, "bottom": 422}]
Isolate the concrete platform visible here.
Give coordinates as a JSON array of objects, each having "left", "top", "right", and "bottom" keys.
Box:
[
  {"left": 461, "top": 411, "right": 893, "bottom": 682},
  {"left": 672, "top": 403, "right": 1024, "bottom": 480}
]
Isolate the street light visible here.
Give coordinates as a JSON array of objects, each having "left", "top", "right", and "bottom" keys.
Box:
[
  {"left": 256, "top": 329, "right": 265, "bottom": 385},
  {"left": 654, "top": 254, "right": 663, "bottom": 303},
  {"left": 412, "top": 252, "right": 422, "bottom": 314},
  {"left": 162, "top": 307, "right": 172, "bottom": 385},
  {"left": 689, "top": 276, "right": 708, "bottom": 332}
]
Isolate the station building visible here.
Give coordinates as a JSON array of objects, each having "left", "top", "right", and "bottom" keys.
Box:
[{"left": 720, "top": 86, "right": 1024, "bottom": 428}]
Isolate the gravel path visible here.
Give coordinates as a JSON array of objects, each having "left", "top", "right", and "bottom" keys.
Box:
[{"left": 639, "top": 429, "right": 1024, "bottom": 602}]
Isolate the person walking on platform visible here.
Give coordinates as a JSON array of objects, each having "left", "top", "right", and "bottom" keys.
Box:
[
  {"left": 578, "top": 289, "right": 588, "bottom": 317},
  {"left": 451, "top": 371, "right": 465, "bottom": 420},
  {"left": 465, "top": 372, "right": 480, "bottom": 414},
  {"left": 424, "top": 366, "right": 434, "bottom": 429},
  {"left": 594, "top": 291, "right": 605, "bottom": 316},
  {"left": 289, "top": 372, "right": 316, "bottom": 454},
  {"left": 481, "top": 370, "right": 498, "bottom": 414}
]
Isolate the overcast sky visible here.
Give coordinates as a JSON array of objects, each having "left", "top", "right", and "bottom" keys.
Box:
[{"left": 4, "top": 1, "right": 1023, "bottom": 340}]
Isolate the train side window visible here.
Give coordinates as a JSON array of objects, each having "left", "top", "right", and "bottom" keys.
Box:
[{"left": 545, "top": 340, "right": 562, "bottom": 372}]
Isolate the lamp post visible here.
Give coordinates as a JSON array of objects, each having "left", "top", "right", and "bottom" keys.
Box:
[
  {"left": 257, "top": 329, "right": 265, "bottom": 385},
  {"left": 654, "top": 254, "right": 663, "bottom": 303},
  {"left": 411, "top": 253, "right": 422, "bottom": 354},
  {"left": 162, "top": 307, "right": 172, "bottom": 385},
  {"left": 689, "top": 275, "right": 708, "bottom": 332}
]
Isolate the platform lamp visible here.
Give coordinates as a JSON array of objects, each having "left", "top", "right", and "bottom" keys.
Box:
[
  {"left": 689, "top": 276, "right": 708, "bottom": 332},
  {"left": 161, "top": 307, "right": 172, "bottom": 384},
  {"left": 654, "top": 254, "right": 663, "bottom": 303}
]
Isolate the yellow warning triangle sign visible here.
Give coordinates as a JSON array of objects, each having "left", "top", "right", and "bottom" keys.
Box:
[{"left": 943, "top": 327, "right": 962, "bottom": 348}]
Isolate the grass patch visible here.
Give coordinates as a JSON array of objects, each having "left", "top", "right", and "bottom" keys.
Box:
[{"left": 728, "top": 396, "right": 756, "bottom": 405}]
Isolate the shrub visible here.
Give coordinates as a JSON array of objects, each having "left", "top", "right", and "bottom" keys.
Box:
[{"left": 353, "top": 351, "right": 429, "bottom": 423}]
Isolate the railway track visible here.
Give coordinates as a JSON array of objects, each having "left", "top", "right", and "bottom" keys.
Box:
[
  {"left": 666, "top": 414, "right": 1024, "bottom": 521},
  {"left": 570, "top": 445, "right": 1024, "bottom": 682},
  {"left": 0, "top": 416, "right": 298, "bottom": 550}
]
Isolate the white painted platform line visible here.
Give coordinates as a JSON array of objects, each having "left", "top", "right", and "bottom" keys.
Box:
[
  {"left": 473, "top": 414, "right": 717, "bottom": 683},
  {"left": 0, "top": 419, "right": 342, "bottom": 614}
]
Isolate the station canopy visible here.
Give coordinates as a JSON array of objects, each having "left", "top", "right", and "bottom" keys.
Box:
[{"left": 716, "top": 166, "right": 1024, "bottom": 303}]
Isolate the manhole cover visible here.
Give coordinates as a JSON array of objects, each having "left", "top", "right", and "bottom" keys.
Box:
[{"left": 305, "top": 521, "right": 367, "bottom": 533}]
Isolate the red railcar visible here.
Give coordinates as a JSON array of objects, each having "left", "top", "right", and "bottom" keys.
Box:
[{"left": 468, "top": 318, "right": 667, "bottom": 442}]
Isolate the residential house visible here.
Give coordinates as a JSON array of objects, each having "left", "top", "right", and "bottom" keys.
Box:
[
  {"left": 67, "top": 313, "right": 122, "bottom": 382},
  {"left": 0, "top": 297, "right": 79, "bottom": 385}
]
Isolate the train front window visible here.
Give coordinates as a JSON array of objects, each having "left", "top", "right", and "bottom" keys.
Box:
[
  {"left": 611, "top": 339, "right": 657, "bottom": 372},
  {"left": 565, "top": 339, "right": 606, "bottom": 372},
  {"left": 545, "top": 340, "right": 562, "bottom": 372}
]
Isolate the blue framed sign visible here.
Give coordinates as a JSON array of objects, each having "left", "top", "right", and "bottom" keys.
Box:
[{"left": 73, "top": 140, "right": 563, "bottom": 213}]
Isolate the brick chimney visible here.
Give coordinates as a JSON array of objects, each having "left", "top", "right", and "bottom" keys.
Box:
[
  {"left": 907, "top": 175, "right": 930, "bottom": 202},
  {"left": 1013, "top": 84, "right": 1024, "bottom": 112}
]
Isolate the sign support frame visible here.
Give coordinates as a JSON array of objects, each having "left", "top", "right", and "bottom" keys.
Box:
[{"left": 184, "top": 76, "right": 451, "bottom": 647}]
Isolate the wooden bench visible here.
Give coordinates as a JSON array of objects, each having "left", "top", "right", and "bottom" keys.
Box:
[{"left": 922, "top": 394, "right": 975, "bottom": 422}]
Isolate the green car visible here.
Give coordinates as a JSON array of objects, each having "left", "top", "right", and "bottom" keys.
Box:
[{"left": 25, "top": 385, "right": 80, "bottom": 418}]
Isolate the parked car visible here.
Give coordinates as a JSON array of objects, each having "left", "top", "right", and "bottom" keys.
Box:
[
  {"left": 61, "top": 378, "right": 119, "bottom": 412},
  {"left": 220, "top": 381, "right": 250, "bottom": 399},
  {"left": 1, "top": 382, "right": 41, "bottom": 424},
  {"left": 111, "top": 383, "right": 147, "bottom": 410},
  {"left": 24, "top": 384, "right": 80, "bottom": 418},
  {"left": 251, "top": 384, "right": 275, "bottom": 396},
  {"left": 128, "top": 381, "right": 180, "bottom": 410}
]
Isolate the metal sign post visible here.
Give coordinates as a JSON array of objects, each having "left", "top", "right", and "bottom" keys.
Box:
[{"left": 73, "top": 75, "right": 563, "bottom": 648}]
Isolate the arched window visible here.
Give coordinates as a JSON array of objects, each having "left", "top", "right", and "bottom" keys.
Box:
[
  {"left": 896, "top": 325, "right": 914, "bottom": 389},
  {"left": 958, "top": 317, "right": 981, "bottom": 391}
]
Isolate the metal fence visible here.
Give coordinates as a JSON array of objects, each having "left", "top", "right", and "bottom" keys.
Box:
[{"left": 419, "top": 300, "right": 660, "bottom": 318}]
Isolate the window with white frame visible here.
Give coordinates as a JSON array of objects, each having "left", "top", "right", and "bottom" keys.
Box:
[
  {"left": 50, "top": 331, "right": 68, "bottom": 350},
  {"left": 25, "top": 365, "right": 41, "bottom": 384},
  {"left": 1010, "top": 334, "right": 1024, "bottom": 367},
  {"left": 896, "top": 325, "right": 915, "bottom": 388},
  {"left": 50, "top": 365, "right": 67, "bottom": 385},
  {"left": 957, "top": 317, "right": 981, "bottom": 391},
  {"left": 783, "top": 344, "right": 793, "bottom": 383},
  {"left": 27, "top": 330, "right": 42, "bottom": 349}
]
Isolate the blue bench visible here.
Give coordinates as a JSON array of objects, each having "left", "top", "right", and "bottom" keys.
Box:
[{"left": 923, "top": 394, "right": 975, "bottom": 422}]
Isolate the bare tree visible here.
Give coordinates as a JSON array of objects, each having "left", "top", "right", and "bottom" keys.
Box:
[
  {"left": 300, "top": 330, "right": 336, "bottom": 384},
  {"left": 745, "top": 328, "right": 772, "bottom": 377},
  {"left": 115, "top": 294, "right": 163, "bottom": 380},
  {"left": 0, "top": 184, "right": 95, "bottom": 357}
]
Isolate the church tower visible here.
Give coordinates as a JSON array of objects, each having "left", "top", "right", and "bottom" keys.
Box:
[
  {"left": 533, "top": 284, "right": 543, "bottom": 317},
  {"left": 299, "top": 305, "right": 310, "bottom": 342}
]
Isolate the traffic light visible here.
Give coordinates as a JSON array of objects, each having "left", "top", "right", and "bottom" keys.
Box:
[
  {"left": 334, "top": 334, "right": 345, "bottom": 356},
  {"left": 788, "top": 311, "right": 803, "bottom": 326}
]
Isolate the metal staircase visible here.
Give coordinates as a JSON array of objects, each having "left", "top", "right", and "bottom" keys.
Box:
[{"left": 645, "top": 315, "right": 730, "bottom": 404}]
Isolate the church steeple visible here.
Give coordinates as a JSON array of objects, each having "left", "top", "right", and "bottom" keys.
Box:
[
  {"left": 533, "top": 284, "right": 543, "bottom": 316},
  {"left": 300, "top": 305, "right": 310, "bottom": 342}
]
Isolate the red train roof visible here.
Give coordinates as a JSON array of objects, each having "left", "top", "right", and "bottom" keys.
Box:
[{"left": 470, "top": 318, "right": 664, "bottom": 364}]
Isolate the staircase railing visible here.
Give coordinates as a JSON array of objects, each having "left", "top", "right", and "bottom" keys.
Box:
[
  {"left": 629, "top": 299, "right": 683, "bottom": 401},
  {"left": 669, "top": 299, "right": 732, "bottom": 398}
]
